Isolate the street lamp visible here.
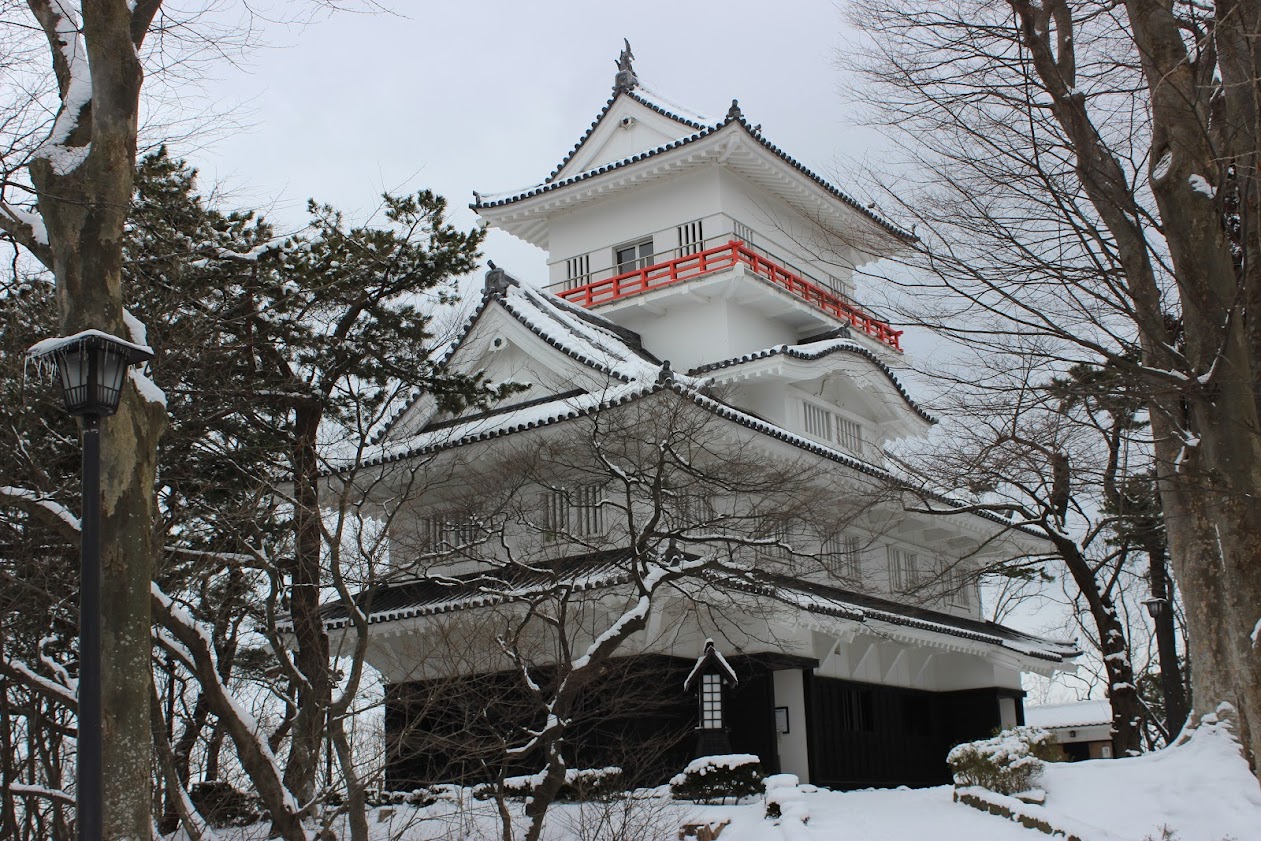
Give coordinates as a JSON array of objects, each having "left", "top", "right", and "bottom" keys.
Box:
[
  {"left": 1142, "top": 596, "right": 1168, "bottom": 619},
  {"left": 27, "top": 329, "right": 153, "bottom": 841}
]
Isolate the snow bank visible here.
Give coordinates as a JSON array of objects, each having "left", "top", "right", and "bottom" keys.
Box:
[{"left": 1032, "top": 706, "right": 1261, "bottom": 841}]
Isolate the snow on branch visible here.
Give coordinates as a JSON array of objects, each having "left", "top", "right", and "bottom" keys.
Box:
[
  {"left": 34, "top": 0, "right": 93, "bottom": 175},
  {"left": 0, "top": 654, "right": 77, "bottom": 710},
  {"left": 0, "top": 486, "right": 81, "bottom": 533}
]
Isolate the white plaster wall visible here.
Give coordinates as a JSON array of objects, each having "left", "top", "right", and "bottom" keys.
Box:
[
  {"left": 773, "top": 669, "right": 810, "bottom": 783},
  {"left": 546, "top": 168, "right": 723, "bottom": 282},
  {"left": 614, "top": 291, "right": 796, "bottom": 372},
  {"left": 716, "top": 169, "right": 862, "bottom": 292},
  {"left": 999, "top": 697, "right": 1019, "bottom": 730}
]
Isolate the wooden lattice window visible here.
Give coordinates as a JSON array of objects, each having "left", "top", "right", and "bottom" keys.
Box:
[{"left": 541, "top": 484, "right": 605, "bottom": 541}]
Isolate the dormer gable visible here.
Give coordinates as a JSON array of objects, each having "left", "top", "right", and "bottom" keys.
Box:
[{"left": 551, "top": 91, "right": 708, "bottom": 184}]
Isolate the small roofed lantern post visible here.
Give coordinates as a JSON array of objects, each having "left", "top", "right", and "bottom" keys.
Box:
[
  {"left": 27, "top": 330, "right": 154, "bottom": 841},
  {"left": 685, "top": 639, "right": 739, "bottom": 757}
]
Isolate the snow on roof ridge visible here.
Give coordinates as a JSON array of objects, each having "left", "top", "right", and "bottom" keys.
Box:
[
  {"left": 1025, "top": 699, "right": 1113, "bottom": 728},
  {"left": 688, "top": 338, "right": 935, "bottom": 424},
  {"left": 628, "top": 79, "right": 714, "bottom": 126}
]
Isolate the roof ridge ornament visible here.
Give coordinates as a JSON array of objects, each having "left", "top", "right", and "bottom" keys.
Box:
[
  {"left": 614, "top": 38, "right": 637, "bottom": 93},
  {"left": 726, "top": 99, "right": 743, "bottom": 121}
]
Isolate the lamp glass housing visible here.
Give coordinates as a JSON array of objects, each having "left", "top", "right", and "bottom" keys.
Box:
[{"left": 46, "top": 335, "right": 150, "bottom": 417}]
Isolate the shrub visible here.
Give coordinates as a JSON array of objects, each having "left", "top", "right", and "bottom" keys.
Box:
[
  {"left": 475, "top": 767, "right": 623, "bottom": 802},
  {"left": 188, "top": 781, "right": 263, "bottom": 828},
  {"left": 947, "top": 726, "right": 1063, "bottom": 795},
  {"left": 669, "top": 754, "right": 763, "bottom": 804},
  {"left": 365, "top": 787, "right": 444, "bottom": 808}
]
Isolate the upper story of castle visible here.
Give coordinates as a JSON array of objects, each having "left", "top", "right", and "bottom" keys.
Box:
[{"left": 472, "top": 43, "right": 914, "bottom": 376}]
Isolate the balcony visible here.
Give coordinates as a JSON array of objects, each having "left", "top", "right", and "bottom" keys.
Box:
[{"left": 553, "top": 239, "right": 903, "bottom": 351}]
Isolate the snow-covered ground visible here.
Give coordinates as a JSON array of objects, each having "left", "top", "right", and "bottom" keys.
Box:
[{"left": 171, "top": 712, "right": 1261, "bottom": 840}]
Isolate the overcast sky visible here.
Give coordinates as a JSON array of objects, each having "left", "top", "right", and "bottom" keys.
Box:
[{"left": 183, "top": 1, "right": 884, "bottom": 288}]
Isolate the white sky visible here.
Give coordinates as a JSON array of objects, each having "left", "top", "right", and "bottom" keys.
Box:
[{"left": 184, "top": 1, "right": 885, "bottom": 288}]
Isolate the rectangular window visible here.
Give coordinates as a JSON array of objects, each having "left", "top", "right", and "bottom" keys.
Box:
[
  {"left": 677, "top": 219, "right": 704, "bottom": 256},
  {"left": 420, "top": 514, "right": 481, "bottom": 553},
  {"left": 888, "top": 545, "right": 918, "bottom": 592},
  {"left": 565, "top": 253, "right": 591, "bottom": 289},
  {"left": 732, "top": 220, "right": 755, "bottom": 246},
  {"left": 541, "top": 484, "right": 605, "bottom": 541},
  {"left": 701, "top": 673, "right": 723, "bottom": 729},
  {"left": 758, "top": 521, "right": 791, "bottom": 561},
  {"left": 836, "top": 416, "right": 863, "bottom": 454},
  {"left": 614, "top": 238, "right": 654, "bottom": 274},
  {"left": 822, "top": 533, "right": 862, "bottom": 579},
  {"left": 803, "top": 402, "right": 832, "bottom": 439},
  {"left": 947, "top": 565, "right": 972, "bottom": 608},
  {"left": 672, "top": 492, "right": 716, "bottom": 530}
]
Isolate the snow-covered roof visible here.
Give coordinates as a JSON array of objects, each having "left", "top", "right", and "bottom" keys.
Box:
[
  {"left": 346, "top": 269, "right": 1042, "bottom": 543},
  {"left": 689, "top": 337, "right": 936, "bottom": 425},
  {"left": 313, "top": 549, "right": 638, "bottom": 631},
  {"left": 1024, "top": 700, "right": 1112, "bottom": 729},
  {"left": 473, "top": 99, "right": 912, "bottom": 244},
  {"left": 316, "top": 549, "right": 1078, "bottom": 664}
]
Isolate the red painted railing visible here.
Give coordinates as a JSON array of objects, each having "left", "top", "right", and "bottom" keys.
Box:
[{"left": 557, "top": 240, "right": 903, "bottom": 351}]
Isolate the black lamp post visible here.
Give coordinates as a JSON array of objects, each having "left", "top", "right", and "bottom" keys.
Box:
[{"left": 28, "top": 330, "right": 153, "bottom": 841}]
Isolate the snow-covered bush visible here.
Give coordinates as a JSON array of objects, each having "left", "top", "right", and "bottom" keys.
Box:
[
  {"left": 476, "top": 766, "right": 624, "bottom": 802},
  {"left": 188, "top": 781, "right": 263, "bottom": 827},
  {"left": 670, "top": 754, "right": 763, "bottom": 804},
  {"left": 947, "top": 726, "right": 1063, "bottom": 795},
  {"left": 365, "top": 787, "right": 449, "bottom": 808}
]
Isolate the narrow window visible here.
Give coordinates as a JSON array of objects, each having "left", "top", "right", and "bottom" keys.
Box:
[
  {"left": 677, "top": 219, "right": 704, "bottom": 256},
  {"left": 615, "top": 237, "right": 654, "bottom": 274},
  {"left": 836, "top": 416, "right": 863, "bottom": 454},
  {"left": 565, "top": 253, "right": 591, "bottom": 289},
  {"left": 758, "top": 521, "right": 791, "bottom": 561},
  {"left": 823, "top": 533, "right": 861, "bottom": 579},
  {"left": 803, "top": 401, "right": 832, "bottom": 440},
  {"left": 732, "top": 220, "right": 755, "bottom": 246},
  {"left": 541, "top": 484, "right": 605, "bottom": 541},
  {"left": 948, "top": 565, "right": 972, "bottom": 608},
  {"left": 420, "top": 514, "right": 480, "bottom": 553},
  {"left": 888, "top": 545, "right": 918, "bottom": 591}
]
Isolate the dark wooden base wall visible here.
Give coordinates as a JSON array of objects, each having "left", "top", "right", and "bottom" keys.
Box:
[{"left": 383, "top": 654, "right": 1022, "bottom": 791}]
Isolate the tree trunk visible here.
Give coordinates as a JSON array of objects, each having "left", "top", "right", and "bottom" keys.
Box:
[
  {"left": 25, "top": 2, "right": 166, "bottom": 835},
  {"left": 283, "top": 408, "right": 332, "bottom": 809},
  {"left": 1148, "top": 546, "right": 1189, "bottom": 739}
]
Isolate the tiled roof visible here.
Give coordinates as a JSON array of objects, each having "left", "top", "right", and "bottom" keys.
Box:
[
  {"left": 474, "top": 106, "right": 913, "bottom": 243},
  {"left": 748, "top": 572, "right": 1080, "bottom": 663},
  {"left": 316, "top": 549, "right": 637, "bottom": 630},
  {"left": 369, "top": 270, "right": 662, "bottom": 447},
  {"left": 316, "top": 550, "right": 1078, "bottom": 664},
  {"left": 689, "top": 339, "right": 936, "bottom": 425}
]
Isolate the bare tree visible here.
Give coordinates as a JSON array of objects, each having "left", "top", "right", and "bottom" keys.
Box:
[{"left": 848, "top": 0, "right": 1261, "bottom": 772}]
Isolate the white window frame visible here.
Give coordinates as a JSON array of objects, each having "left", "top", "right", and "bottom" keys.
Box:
[
  {"left": 701, "top": 672, "right": 723, "bottom": 729},
  {"left": 614, "top": 237, "right": 654, "bottom": 274}
]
